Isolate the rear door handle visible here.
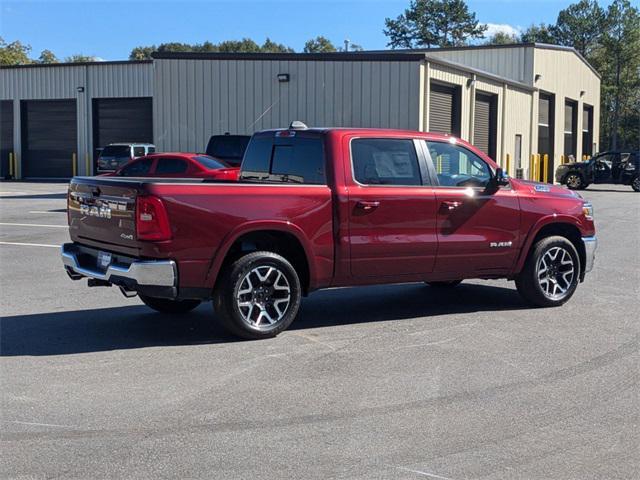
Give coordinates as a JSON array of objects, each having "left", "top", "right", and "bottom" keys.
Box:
[
  {"left": 441, "top": 201, "right": 462, "bottom": 211},
  {"left": 356, "top": 201, "right": 380, "bottom": 211}
]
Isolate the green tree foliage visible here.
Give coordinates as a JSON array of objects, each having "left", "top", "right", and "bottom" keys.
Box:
[
  {"left": 37, "top": 49, "right": 58, "bottom": 64},
  {"left": 0, "top": 37, "right": 32, "bottom": 65},
  {"left": 129, "top": 38, "right": 294, "bottom": 59},
  {"left": 304, "top": 36, "right": 337, "bottom": 53},
  {"left": 384, "top": 0, "right": 487, "bottom": 48},
  {"left": 484, "top": 31, "right": 518, "bottom": 45},
  {"left": 552, "top": 0, "right": 605, "bottom": 57},
  {"left": 592, "top": 0, "right": 640, "bottom": 149},
  {"left": 519, "top": 24, "right": 557, "bottom": 44},
  {"left": 65, "top": 54, "right": 100, "bottom": 63},
  {"left": 259, "top": 38, "right": 295, "bottom": 53}
]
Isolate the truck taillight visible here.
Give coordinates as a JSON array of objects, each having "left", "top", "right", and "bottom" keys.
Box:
[{"left": 136, "top": 196, "right": 171, "bottom": 241}]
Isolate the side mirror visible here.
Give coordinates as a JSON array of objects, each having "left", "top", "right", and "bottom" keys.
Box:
[{"left": 495, "top": 168, "right": 510, "bottom": 186}]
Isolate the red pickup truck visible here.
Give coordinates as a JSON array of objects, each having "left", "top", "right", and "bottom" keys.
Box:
[{"left": 62, "top": 124, "right": 597, "bottom": 339}]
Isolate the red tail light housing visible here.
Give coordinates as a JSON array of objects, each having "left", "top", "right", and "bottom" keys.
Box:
[{"left": 136, "top": 196, "right": 172, "bottom": 241}]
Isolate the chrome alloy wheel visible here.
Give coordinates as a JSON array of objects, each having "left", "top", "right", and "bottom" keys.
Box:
[
  {"left": 566, "top": 174, "right": 581, "bottom": 189},
  {"left": 536, "top": 246, "right": 575, "bottom": 300},
  {"left": 236, "top": 266, "right": 291, "bottom": 329},
  {"left": 632, "top": 176, "right": 640, "bottom": 191}
]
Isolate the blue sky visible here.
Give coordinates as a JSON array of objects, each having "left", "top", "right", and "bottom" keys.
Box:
[{"left": 1, "top": 0, "right": 607, "bottom": 61}]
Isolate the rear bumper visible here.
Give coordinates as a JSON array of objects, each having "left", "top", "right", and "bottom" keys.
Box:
[
  {"left": 582, "top": 236, "right": 597, "bottom": 274},
  {"left": 61, "top": 243, "right": 177, "bottom": 298}
]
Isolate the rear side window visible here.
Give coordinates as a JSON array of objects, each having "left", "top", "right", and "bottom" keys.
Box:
[
  {"left": 351, "top": 138, "right": 422, "bottom": 186},
  {"left": 240, "top": 134, "right": 326, "bottom": 184},
  {"left": 100, "top": 145, "right": 131, "bottom": 160},
  {"left": 120, "top": 158, "right": 153, "bottom": 176},
  {"left": 133, "top": 146, "right": 146, "bottom": 157},
  {"left": 155, "top": 158, "right": 188, "bottom": 174}
]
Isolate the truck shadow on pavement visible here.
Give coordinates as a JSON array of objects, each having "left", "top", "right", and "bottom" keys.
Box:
[{"left": 1, "top": 283, "right": 528, "bottom": 356}]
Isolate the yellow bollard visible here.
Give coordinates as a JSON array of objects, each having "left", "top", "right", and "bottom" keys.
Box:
[
  {"left": 534, "top": 154, "right": 539, "bottom": 181},
  {"left": 72, "top": 153, "right": 77, "bottom": 177},
  {"left": 8, "top": 152, "right": 14, "bottom": 178},
  {"left": 437, "top": 155, "right": 442, "bottom": 174},
  {"left": 505, "top": 153, "right": 511, "bottom": 175},
  {"left": 543, "top": 154, "right": 549, "bottom": 183}
]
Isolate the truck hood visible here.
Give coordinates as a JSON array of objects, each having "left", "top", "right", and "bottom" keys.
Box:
[{"left": 510, "top": 178, "right": 583, "bottom": 200}]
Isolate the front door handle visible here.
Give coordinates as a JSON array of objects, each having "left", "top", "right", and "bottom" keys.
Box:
[
  {"left": 356, "top": 201, "right": 380, "bottom": 211},
  {"left": 441, "top": 200, "right": 462, "bottom": 211}
]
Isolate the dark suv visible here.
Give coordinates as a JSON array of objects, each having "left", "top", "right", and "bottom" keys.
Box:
[
  {"left": 205, "top": 134, "right": 251, "bottom": 167},
  {"left": 556, "top": 151, "right": 640, "bottom": 191}
]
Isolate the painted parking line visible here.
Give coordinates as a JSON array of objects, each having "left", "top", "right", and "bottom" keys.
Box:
[
  {"left": 0, "top": 222, "right": 67, "bottom": 228},
  {"left": 0, "top": 241, "right": 60, "bottom": 248}
]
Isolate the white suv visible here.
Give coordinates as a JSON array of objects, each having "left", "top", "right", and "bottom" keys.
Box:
[{"left": 97, "top": 143, "right": 155, "bottom": 172}]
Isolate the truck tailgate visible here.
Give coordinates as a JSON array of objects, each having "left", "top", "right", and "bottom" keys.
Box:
[{"left": 68, "top": 177, "right": 144, "bottom": 254}]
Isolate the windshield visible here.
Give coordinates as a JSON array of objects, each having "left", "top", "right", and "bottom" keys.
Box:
[
  {"left": 193, "top": 155, "right": 230, "bottom": 170},
  {"left": 100, "top": 145, "right": 131, "bottom": 160}
]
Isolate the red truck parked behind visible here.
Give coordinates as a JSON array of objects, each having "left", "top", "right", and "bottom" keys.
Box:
[{"left": 62, "top": 123, "right": 597, "bottom": 339}]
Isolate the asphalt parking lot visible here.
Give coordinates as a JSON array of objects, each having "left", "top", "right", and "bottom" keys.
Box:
[{"left": 0, "top": 181, "right": 638, "bottom": 479}]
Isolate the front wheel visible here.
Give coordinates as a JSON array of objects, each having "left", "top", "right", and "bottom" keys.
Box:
[
  {"left": 565, "top": 173, "right": 585, "bottom": 190},
  {"left": 631, "top": 175, "right": 640, "bottom": 192},
  {"left": 213, "top": 251, "right": 302, "bottom": 339},
  {"left": 515, "top": 236, "right": 580, "bottom": 307},
  {"left": 139, "top": 295, "right": 201, "bottom": 314}
]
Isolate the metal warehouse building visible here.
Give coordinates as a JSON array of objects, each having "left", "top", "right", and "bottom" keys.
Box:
[{"left": 0, "top": 43, "right": 600, "bottom": 181}]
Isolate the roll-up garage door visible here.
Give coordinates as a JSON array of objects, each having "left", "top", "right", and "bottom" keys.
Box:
[
  {"left": 429, "top": 83, "right": 460, "bottom": 136},
  {"left": 93, "top": 97, "right": 152, "bottom": 160},
  {"left": 473, "top": 93, "right": 497, "bottom": 159},
  {"left": 1, "top": 101, "right": 13, "bottom": 178},
  {"left": 21, "top": 99, "right": 77, "bottom": 178}
]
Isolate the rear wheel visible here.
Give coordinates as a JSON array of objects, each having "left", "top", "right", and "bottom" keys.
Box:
[
  {"left": 213, "top": 251, "right": 302, "bottom": 339},
  {"left": 565, "top": 173, "right": 585, "bottom": 190},
  {"left": 139, "top": 295, "right": 201, "bottom": 314},
  {"left": 631, "top": 175, "right": 640, "bottom": 192},
  {"left": 515, "top": 236, "right": 580, "bottom": 307},
  {"left": 426, "top": 280, "right": 462, "bottom": 288}
]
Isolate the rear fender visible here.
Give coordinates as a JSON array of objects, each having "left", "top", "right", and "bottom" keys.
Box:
[{"left": 204, "top": 220, "right": 317, "bottom": 290}]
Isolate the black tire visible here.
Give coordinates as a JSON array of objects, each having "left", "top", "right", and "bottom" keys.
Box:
[
  {"left": 515, "top": 235, "right": 580, "bottom": 307},
  {"left": 426, "top": 280, "right": 462, "bottom": 288},
  {"left": 631, "top": 175, "right": 640, "bottom": 192},
  {"left": 139, "top": 295, "right": 201, "bottom": 314},
  {"left": 213, "top": 251, "right": 302, "bottom": 339},
  {"left": 564, "top": 172, "right": 585, "bottom": 190}
]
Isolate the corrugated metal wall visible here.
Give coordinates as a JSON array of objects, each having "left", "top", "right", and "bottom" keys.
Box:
[
  {"left": 0, "top": 61, "right": 152, "bottom": 177},
  {"left": 426, "top": 46, "right": 534, "bottom": 85},
  {"left": 153, "top": 59, "right": 422, "bottom": 152},
  {"left": 533, "top": 48, "right": 601, "bottom": 161}
]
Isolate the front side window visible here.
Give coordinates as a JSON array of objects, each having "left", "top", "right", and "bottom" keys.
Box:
[
  {"left": 426, "top": 141, "right": 492, "bottom": 188},
  {"left": 155, "top": 158, "right": 188, "bottom": 174},
  {"left": 120, "top": 158, "right": 153, "bottom": 176},
  {"left": 351, "top": 138, "right": 422, "bottom": 186}
]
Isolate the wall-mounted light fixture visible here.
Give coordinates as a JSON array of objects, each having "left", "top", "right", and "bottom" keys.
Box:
[
  {"left": 466, "top": 78, "right": 476, "bottom": 88},
  {"left": 76, "top": 86, "right": 85, "bottom": 93},
  {"left": 580, "top": 90, "right": 586, "bottom": 97},
  {"left": 534, "top": 74, "right": 542, "bottom": 82},
  {"left": 277, "top": 73, "right": 290, "bottom": 83}
]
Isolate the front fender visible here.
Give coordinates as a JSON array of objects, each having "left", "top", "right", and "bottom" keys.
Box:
[{"left": 513, "top": 214, "right": 586, "bottom": 274}]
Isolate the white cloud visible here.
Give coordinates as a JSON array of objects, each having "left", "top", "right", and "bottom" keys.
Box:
[{"left": 482, "top": 23, "right": 521, "bottom": 39}]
